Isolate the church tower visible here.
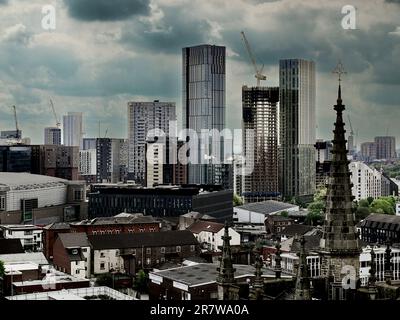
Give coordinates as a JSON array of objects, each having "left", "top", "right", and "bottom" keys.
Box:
[{"left": 319, "top": 63, "right": 361, "bottom": 300}]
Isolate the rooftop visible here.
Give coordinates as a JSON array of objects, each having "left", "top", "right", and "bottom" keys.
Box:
[
  {"left": 43, "top": 222, "right": 71, "bottom": 230},
  {"left": 71, "top": 213, "right": 157, "bottom": 226},
  {"left": 360, "top": 214, "right": 400, "bottom": 231},
  {"left": 0, "top": 252, "right": 48, "bottom": 265},
  {"left": 58, "top": 232, "right": 91, "bottom": 248},
  {"left": 278, "top": 224, "right": 316, "bottom": 237},
  {"left": 0, "top": 224, "right": 42, "bottom": 231},
  {"left": 187, "top": 221, "right": 224, "bottom": 234},
  {"left": 151, "top": 262, "right": 291, "bottom": 287},
  {"left": 236, "top": 200, "right": 298, "bottom": 215},
  {"left": 89, "top": 230, "right": 198, "bottom": 250},
  {"left": 0, "top": 172, "right": 67, "bottom": 191}
]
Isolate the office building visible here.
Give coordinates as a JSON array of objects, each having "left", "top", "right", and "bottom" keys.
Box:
[
  {"left": 182, "top": 45, "right": 231, "bottom": 188},
  {"left": 279, "top": 59, "right": 316, "bottom": 201},
  {"left": 0, "top": 172, "right": 87, "bottom": 224},
  {"left": 360, "top": 142, "right": 376, "bottom": 162},
  {"left": 1, "top": 130, "right": 22, "bottom": 139},
  {"left": 242, "top": 86, "right": 280, "bottom": 203},
  {"left": 79, "top": 148, "right": 97, "bottom": 183},
  {"left": 44, "top": 127, "right": 61, "bottom": 145},
  {"left": 374, "top": 136, "right": 396, "bottom": 160},
  {"left": 63, "top": 112, "right": 83, "bottom": 148},
  {"left": 88, "top": 184, "right": 233, "bottom": 220},
  {"left": 127, "top": 101, "right": 176, "bottom": 185}
]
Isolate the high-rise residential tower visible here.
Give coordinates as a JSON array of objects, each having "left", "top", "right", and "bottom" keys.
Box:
[
  {"left": 279, "top": 59, "right": 316, "bottom": 201},
  {"left": 182, "top": 45, "right": 231, "bottom": 188},
  {"left": 44, "top": 127, "right": 61, "bottom": 145},
  {"left": 63, "top": 112, "right": 83, "bottom": 148},
  {"left": 241, "top": 86, "right": 280, "bottom": 203},
  {"left": 374, "top": 136, "right": 396, "bottom": 160},
  {"left": 127, "top": 101, "right": 176, "bottom": 185}
]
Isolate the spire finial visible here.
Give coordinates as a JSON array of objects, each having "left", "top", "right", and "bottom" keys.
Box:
[{"left": 332, "top": 60, "right": 347, "bottom": 84}]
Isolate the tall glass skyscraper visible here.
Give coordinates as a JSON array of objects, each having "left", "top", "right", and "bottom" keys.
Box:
[
  {"left": 63, "top": 112, "right": 83, "bottom": 148},
  {"left": 279, "top": 59, "right": 316, "bottom": 201},
  {"left": 182, "top": 44, "right": 231, "bottom": 188}
]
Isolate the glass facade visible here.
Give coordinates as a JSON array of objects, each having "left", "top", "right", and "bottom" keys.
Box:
[
  {"left": 0, "top": 146, "right": 32, "bottom": 172},
  {"left": 279, "top": 59, "right": 316, "bottom": 200},
  {"left": 182, "top": 45, "right": 229, "bottom": 187}
]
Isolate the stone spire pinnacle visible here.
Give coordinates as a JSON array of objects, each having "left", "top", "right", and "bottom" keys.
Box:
[
  {"left": 217, "top": 221, "right": 236, "bottom": 286},
  {"left": 320, "top": 66, "right": 360, "bottom": 255},
  {"left": 384, "top": 239, "right": 393, "bottom": 285},
  {"left": 274, "top": 237, "right": 282, "bottom": 279},
  {"left": 253, "top": 253, "right": 264, "bottom": 289},
  {"left": 294, "top": 236, "right": 311, "bottom": 300},
  {"left": 368, "top": 247, "right": 378, "bottom": 300}
]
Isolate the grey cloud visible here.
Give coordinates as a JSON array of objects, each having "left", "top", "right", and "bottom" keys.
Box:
[
  {"left": 120, "top": 8, "right": 213, "bottom": 54},
  {"left": 63, "top": 0, "right": 150, "bottom": 21},
  {"left": 0, "top": 0, "right": 8, "bottom": 5}
]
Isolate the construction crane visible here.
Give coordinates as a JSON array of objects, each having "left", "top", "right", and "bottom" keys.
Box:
[
  {"left": 49, "top": 99, "right": 60, "bottom": 128},
  {"left": 11, "top": 105, "right": 21, "bottom": 140},
  {"left": 240, "top": 31, "right": 266, "bottom": 87}
]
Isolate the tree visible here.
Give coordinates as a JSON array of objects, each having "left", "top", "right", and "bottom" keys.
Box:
[
  {"left": 0, "top": 260, "right": 4, "bottom": 278},
  {"left": 370, "top": 198, "right": 395, "bottom": 215},
  {"left": 134, "top": 269, "right": 148, "bottom": 293},
  {"left": 355, "top": 206, "right": 370, "bottom": 221},
  {"left": 358, "top": 199, "right": 370, "bottom": 208},
  {"left": 233, "top": 194, "right": 243, "bottom": 207},
  {"left": 305, "top": 211, "right": 323, "bottom": 226},
  {"left": 280, "top": 211, "right": 289, "bottom": 218},
  {"left": 95, "top": 273, "right": 113, "bottom": 287},
  {"left": 367, "top": 197, "right": 374, "bottom": 205}
]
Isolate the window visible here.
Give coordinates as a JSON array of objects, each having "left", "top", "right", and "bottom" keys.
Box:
[
  {"left": 24, "top": 230, "right": 33, "bottom": 236},
  {"left": 190, "top": 245, "right": 195, "bottom": 252},
  {"left": 82, "top": 248, "right": 87, "bottom": 252},
  {"left": 100, "top": 252, "right": 105, "bottom": 258},
  {"left": 132, "top": 249, "right": 136, "bottom": 255},
  {"left": 176, "top": 246, "right": 181, "bottom": 253},
  {"left": 146, "top": 248, "right": 151, "bottom": 255},
  {"left": 76, "top": 270, "right": 80, "bottom": 274},
  {"left": 161, "top": 247, "right": 165, "bottom": 254},
  {"left": 100, "top": 263, "right": 105, "bottom": 270},
  {"left": 0, "top": 195, "right": 5, "bottom": 211}
]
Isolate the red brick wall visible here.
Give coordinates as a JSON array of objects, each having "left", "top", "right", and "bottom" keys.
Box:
[
  {"left": 43, "top": 228, "right": 71, "bottom": 260},
  {"left": 53, "top": 237, "right": 71, "bottom": 274}
]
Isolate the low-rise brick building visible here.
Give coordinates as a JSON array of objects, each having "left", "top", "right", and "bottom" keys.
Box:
[{"left": 88, "top": 230, "right": 199, "bottom": 275}]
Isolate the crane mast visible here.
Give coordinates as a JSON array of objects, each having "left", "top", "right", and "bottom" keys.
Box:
[
  {"left": 12, "top": 105, "right": 21, "bottom": 140},
  {"left": 240, "top": 31, "right": 266, "bottom": 87},
  {"left": 49, "top": 99, "right": 60, "bottom": 128}
]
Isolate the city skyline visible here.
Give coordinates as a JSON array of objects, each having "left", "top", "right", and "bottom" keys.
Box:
[{"left": 0, "top": 0, "right": 399, "bottom": 147}]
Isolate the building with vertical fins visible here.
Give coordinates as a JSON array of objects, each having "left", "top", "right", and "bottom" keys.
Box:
[
  {"left": 182, "top": 45, "right": 232, "bottom": 189},
  {"left": 294, "top": 236, "right": 311, "bottom": 300},
  {"left": 279, "top": 59, "right": 316, "bottom": 202},
  {"left": 319, "top": 82, "right": 361, "bottom": 300}
]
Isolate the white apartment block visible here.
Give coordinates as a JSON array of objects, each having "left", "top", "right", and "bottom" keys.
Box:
[
  {"left": 127, "top": 101, "right": 176, "bottom": 185},
  {"left": 146, "top": 142, "right": 164, "bottom": 187},
  {"left": 93, "top": 249, "right": 125, "bottom": 275},
  {"left": 79, "top": 149, "right": 97, "bottom": 176},
  {"left": 0, "top": 225, "right": 43, "bottom": 252},
  {"left": 349, "top": 161, "right": 391, "bottom": 201},
  {"left": 63, "top": 112, "right": 83, "bottom": 148}
]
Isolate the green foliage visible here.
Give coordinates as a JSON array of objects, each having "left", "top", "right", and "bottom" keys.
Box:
[
  {"left": 370, "top": 198, "right": 395, "bottom": 215},
  {"left": 355, "top": 206, "right": 370, "bottom": 221},
  {"left": 305, "top": 211, "right": 323, "bottom": 226},
  {"left": 95, "top": 273, "right": 113, "bottom": 287},
  {"left": 280, "top": 211, "right": 289, "bottom": 218},
  {"left": 0, "top": 260, "right": 4, "bottom": 278},
  {"left": 233, "top": 194, "right": 243, "bottom": 207},
  {"left": 367, "top": 197, "right": 374, "bottom": 205},
  {"left": 358, "top": 199, "right": 370, "bottom": 208},
  {"left": 134, "top": 269, "right": 148, "bottom": 293}
]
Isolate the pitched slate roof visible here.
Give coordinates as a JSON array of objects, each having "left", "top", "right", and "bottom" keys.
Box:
[
  {"left": 360, "top": 214, "right": 400, "bottom": 232},
  {"left": 89, "top": 230, "right": 198, "bottom": 250},
  {"left": 43, "top": 222, "right": 71, "bottom": 230},
  {"left": 278, "top": 224, "right": 315, "bottom": 237},
  {"left": 187, "top": 221, "right": 224, "bottom": 234},
  {"left": 236, "top": 200, "right": 297, "bottom": 215},
  {"left": 0, "top": 239, "right": 24, "bottom": 254},
  {"left": 57, "top": 233, "right": 91, "bottom": 248}
]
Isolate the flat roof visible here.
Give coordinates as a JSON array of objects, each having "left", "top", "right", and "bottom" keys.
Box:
[
  {"left": 0, "top": 252, "right": 49, "bottom": 265},
  {"left": 236, "top": 200, "right": 298, "bottom": 215},
  {"left": 0, "top": 172, "right": 67, "bottom": 190},
  {"left": 151, "top": 263, "right": 291, "bottom": 287}
]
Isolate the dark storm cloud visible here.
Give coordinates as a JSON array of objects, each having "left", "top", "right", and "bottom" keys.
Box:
[
  {"left": 120, "top": 7, "right": 213, "bottom": 54},
  {"left": 63, "top": 0, "right": 150, "bottom": 21}
]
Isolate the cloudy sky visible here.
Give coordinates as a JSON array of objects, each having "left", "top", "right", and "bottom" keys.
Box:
[{"left": 0, "top": 0, "right": 399, "bottom": 147}]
